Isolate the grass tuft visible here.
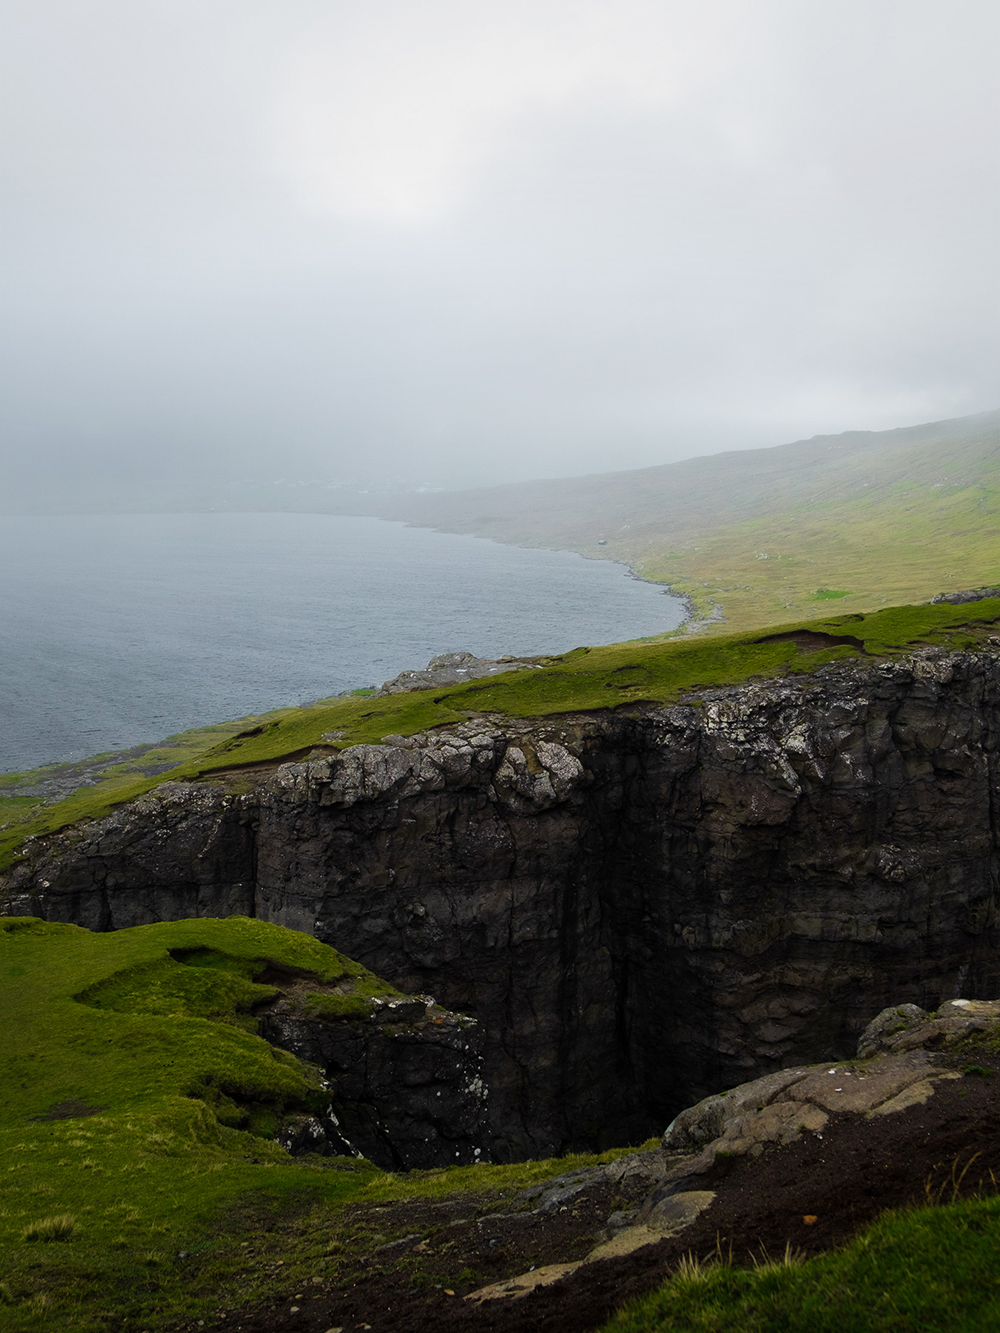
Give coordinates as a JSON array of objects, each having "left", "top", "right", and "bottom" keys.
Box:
[{"left": 22, "top": 1215, "right": 76, "bottom": 1243}]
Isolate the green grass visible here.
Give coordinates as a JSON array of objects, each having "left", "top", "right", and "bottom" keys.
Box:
[
  {"left": 631, "top": 479, "right": 1000, "bottom": 632},
  {"left": 3, "top": 597, "right": 1000, "bottom": 873},
  {"left": 0, "top": 915, "right": 641, "bottom": 1330},
  {"left": 601, "top": 1195, "right": 1000, "bottom": 1332},
  {"left": 302, "top": 992, "right": 375, "bottom": 1021},
  {"left": 0, "top": 708, "right": 325, "bottom": 854}
]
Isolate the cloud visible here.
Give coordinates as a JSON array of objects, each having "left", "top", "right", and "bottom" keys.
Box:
[
  {"left": 268, "top": 1, "right": 748, "bottom": 222},
  {"left": 0, "top": 0, "right": 997, "bottom": 500}
]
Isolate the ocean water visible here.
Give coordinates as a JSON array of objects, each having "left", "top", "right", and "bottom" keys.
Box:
[{"left": 0, "top": 512, "right": 685, "bottom": 773}]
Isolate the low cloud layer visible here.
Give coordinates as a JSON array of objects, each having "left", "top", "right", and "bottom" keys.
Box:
[{"left": 2, "top": 0, "right": 997, "bottom": 502}]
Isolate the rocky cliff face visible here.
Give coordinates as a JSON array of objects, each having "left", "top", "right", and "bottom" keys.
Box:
[
  {"left": 265, "top": 991, "right": 486, "bottom": 1171},
  {"left": 4, "top": 648, "right": 999, "bottom": 1160}
]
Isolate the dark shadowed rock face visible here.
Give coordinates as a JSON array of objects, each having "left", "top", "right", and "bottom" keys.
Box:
[
  {"left": 265, "top": 993, "right": 487, "bottom": 1171},
  {"left": 4, "top": 648, "right": 1000, "bottom": 1160}
]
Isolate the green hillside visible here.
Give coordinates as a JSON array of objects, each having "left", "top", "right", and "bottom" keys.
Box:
[
  {"left": 356, "top": 410, "right": 1000, "bottom": 633},
  {"left": 0, "top": 915, "right": 629, "bottom": 1330},
  {"left": 3, "top": 919, "right": 998, "bottom": 1331}
]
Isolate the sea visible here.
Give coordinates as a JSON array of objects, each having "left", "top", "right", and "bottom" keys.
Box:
[{"left": 0, "top": 512, "right": 685, "bottom": 774}]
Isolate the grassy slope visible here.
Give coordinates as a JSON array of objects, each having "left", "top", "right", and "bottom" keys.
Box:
[
  {"left": 631, "top": 473, "right": 1000, "bottom": 631},
  {"left": 3, "top": 917, "right": 997, "bottom": 1331},
  {"left": 4, "top": 596, "right": 1000, "bottom": 874},
  {"left": 0, "top": 710, "right": 306, "bottom": 843},
  {"left": 0, "top": 916, "right": 631, "bottom": 1330},
  {"left": 600, "top": 1195, "right": 1000, "bottom": 1332},
  {"left": 355, "top": 410, "right": 1000, "bottom": 634}
]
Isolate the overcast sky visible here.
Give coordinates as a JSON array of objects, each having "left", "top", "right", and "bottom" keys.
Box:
[{"left": 2, "top": 0, "right": 998, "bottom": 499}]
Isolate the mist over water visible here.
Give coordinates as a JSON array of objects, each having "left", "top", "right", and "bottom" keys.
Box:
[{"left": 0, "top": 512, "right": 685, "bottom": 772}]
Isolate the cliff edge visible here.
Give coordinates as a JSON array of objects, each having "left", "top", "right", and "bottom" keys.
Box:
[{"left": 5, "top": 642, "right": 999, "bottom": 1161}]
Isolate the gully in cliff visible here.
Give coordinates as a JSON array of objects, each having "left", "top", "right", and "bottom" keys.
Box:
[{"left": 5, "top": 637, "right": 1000, "bottom": 1165}]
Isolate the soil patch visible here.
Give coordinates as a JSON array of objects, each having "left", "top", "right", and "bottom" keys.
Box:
[{"left": 34, "top": 1098, "right": 107, "bottom": 1121}]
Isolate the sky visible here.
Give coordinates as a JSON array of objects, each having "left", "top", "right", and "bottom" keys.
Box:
[{"left": 1, "top": 0, "right": 998, "bottom": 503}]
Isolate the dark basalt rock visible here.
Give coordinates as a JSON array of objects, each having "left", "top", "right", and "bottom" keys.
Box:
[
  {"left": 264, "top": 993, "right": 487, "bottom": 1170},
  {"left": 4, "top": 647, "right": 1000, "bottom": 1161}
]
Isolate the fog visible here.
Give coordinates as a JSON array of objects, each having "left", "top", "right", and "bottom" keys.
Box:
[{"left": 2, "top": 0, "right": 998, "bottom": 506}]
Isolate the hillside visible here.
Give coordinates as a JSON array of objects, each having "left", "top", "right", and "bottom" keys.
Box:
[
  {"left": 3, "top": 864, "right": 1000, "bottom": 1330},
  {"left": 348, "top": 410, "right": 1000, "bottom": 633},
  {"left": 10, "top": 411, "right": 997, "bottom": 637}
]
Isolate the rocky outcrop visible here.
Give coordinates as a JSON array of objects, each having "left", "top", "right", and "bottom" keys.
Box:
[
  {"left": 658, "top": 1000, "right": 994, "bottom": 1168},
  {"left": 632, "top": 996, "right": 1000, "bottom": 1235},
  {"left": 4, "top": 647, "right": 1000, "bottom": 1160},
  {"left": 461, "top": 994, "right": 1000, "bottom": 1303},
  {"left": 931, "top": 586, "right": 1000, "bottom": 605},
  {"left": 376, "top": 649, "right": 543, "bottom": 694}
]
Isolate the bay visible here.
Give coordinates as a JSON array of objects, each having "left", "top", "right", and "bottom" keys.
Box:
[{"left": 0, "top": 512, "right": 686, "bottom": 773}]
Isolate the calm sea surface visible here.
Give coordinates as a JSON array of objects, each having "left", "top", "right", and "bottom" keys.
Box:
[{"left": 1, "top": 512, "right": 685, "bottom": 772}]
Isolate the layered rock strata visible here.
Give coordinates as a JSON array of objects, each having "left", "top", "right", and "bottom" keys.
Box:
[{"left": 4, "top": 647, "right": 1000, "bottom": 1159}]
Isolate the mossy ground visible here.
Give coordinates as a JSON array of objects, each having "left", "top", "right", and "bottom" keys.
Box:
[
  {"left": 0, "top": 916, "right": 639, "bottom": 1331},
  {"left": 3, "top": 596, "right": 1000, "bottom": 874}
]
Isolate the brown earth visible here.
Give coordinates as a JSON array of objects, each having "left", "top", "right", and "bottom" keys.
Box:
[{"left": 175, "top": 1044, "right": 1000, "bottom": 1333}]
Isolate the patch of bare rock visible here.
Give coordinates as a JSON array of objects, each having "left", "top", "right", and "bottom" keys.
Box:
[{"left": 375, "top": 651, "right": 544, "bottom": 695}]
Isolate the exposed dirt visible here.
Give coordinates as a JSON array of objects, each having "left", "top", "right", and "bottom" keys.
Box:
[
  {"left": 178, "top": 1046, "right": 1000, "bottom": 1333},
  {"left": 755, "top": 629, "right": 866, "bottom": 652},
  {"left": 33, "top": 1098, "right": 108, "bottom": 1121}
]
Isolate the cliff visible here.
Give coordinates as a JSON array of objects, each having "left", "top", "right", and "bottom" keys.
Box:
[{"left": 4, "top": 646, "right": 1000, "bottom": 1160}]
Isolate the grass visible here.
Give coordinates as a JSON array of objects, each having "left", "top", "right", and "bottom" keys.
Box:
[
  {"left": 630, "top": 478, "right": 1000, "bottom": 632},
  {"left": 22, "top": 1216, "right": 77, "bottom": 1244},
  {"left": 0, "top": 707, "right": 325, "bottom": 854},
  {"left": 3, "top": 919, "right": 999, "bottom": 1331},
  {"left": 0, "top": 915, "right": 650, "bottom": 1331},
  {"left": 3, "top": 597, "right": 1000, "bottom": 874},
  {"left": 600, "top": 1194, "right": 1000, "bottom": 1332}
]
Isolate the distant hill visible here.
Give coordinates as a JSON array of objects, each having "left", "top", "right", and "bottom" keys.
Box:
[{"left": 357, "top": 409, "right": 1000, "bottom": 633}]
